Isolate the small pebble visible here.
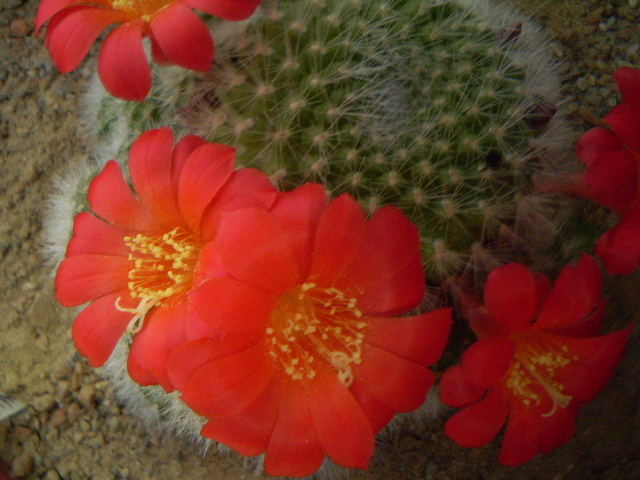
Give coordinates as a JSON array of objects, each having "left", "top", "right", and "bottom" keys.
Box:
[
  {"left": 11, "top": 454, "right": 34, "bottom": 478},
  {"left": 11, "top": 426, "right": 32, "bottom": 442},
  {"left": 77, "top": 384, "right": 96, "bottom": 409},
  {"left": 48, "top": 408, "right": 67, "bottom": 428},
  {"left": 33, "top": 393, "right": 56, "bottom": 413},
  {"left": 9, "top": 18, "right": 30, "bottom": 37},
  {"left": 66, "top": 402, "right": 82, "bottom": 422},
  {"left": 44, "top": 469, "right": 61, "bottom": 480}
]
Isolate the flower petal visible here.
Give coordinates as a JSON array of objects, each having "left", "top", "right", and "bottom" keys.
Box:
[
  {"left": 128, "top": 127, "right": 186, "bottom": 229},
  {"left": 550, "top": 326, "right": 631, "bottom": 404},
  {"left": 584, "top": 148, "right": 639, "bottom": 211},
  {"left": 537, "top": 402, "right": 580, "bottom": 455},
  {"left": 214, "top": 208, "right": 299, "bottom": 295},
  {"left": 269, "top": 183, "right": 329, "bottom": 280},
  {"left": 98, "top": 21, "right": 152, "bottom": 101},
  {"left": 184, "top": 0, "right": 261, "bottom": 21},
  {"left": 596, "top": 201, "right": 640, "bottom": 275},
  {"left": 66, "top": 212, "right": 128, "bottom": 257},
  {"left": 44, "top": 5, "right": 121, "bottom": 73},
  {"left": 87, "top": 160, "right": 161, "bottom": 234},
  {"left": 36, "top": 0, "right": 111, "bottom": 33},
  {"left": 127, "top": 298, "right": 189, "bottom": 391},
  {"left": 192, "top": 242, "right": 229, "bottom": 285},
  {"left": 348, "top": 378, "right": 398, "bottom": 433},
  {"left": 363, "top": 308, "right": 452, "bottom": 365},
  {"left": 444, "top": 386, "right": 508, "bottom": 448},
  {"left": 605, "top": 102, "right": 640, "bottom": 152},
  {"left": 352, "top": 344, "right": 435, "bottom": 412},
  {"left": 308, "top": 363, "right": 375, "bottom": 469},
  {"left": 536, "top": 254, "right": 603, "bottom": 331},
  {"left": 483, "top": 263, "right": 544, "bottom": 334},
  {"left": 615, "top": 67, "right": 640, "bottom": 105},
  {"left": 149, "top": 2, "right": 213, "bottom": 71},
  {"left": 498, "top": 399, "right": 540, "bottom": 465},
  {"left": 308, "top": 193, "right": 366, "bottom": 285},
  {"left": 439, "top": 365, "right": 488, "bottom": 409},
  {"left": 55, "top": 254, "right": 131, "bottom": 307},
  {"left": 576, "top": 127, "right": 624, "bottom": 166},
  {"left": 263, "top": 381, "right": 326, "bottom": 477},
  {"left": 199, "top": 168, "right": 278, "bottom": 241},
  {"left": 459, "top": 337, "right": 517, "bottom": 388},
  {"left": 189, "top": 277, "right": 274, "bottom": 332},
  {"left": 177, "top": 143, "right": 235, "bottom": 233},
  {"left": 181, "top": 343, "right": 273, "bottom": 418},
  {"left": 71, "top": 289, "right": 136, "bottom": 367},
  {"left": 167, "top": 335, "right": 259, "bottom": 392},
  {"left": 335, "top": 205, "right": 425, "bottom": 316},
  {"left": 171, "top": 134, "right": 209, "bottom": 192},
  {"left": 200, "top": 377, "right": 281, "bottom": 457}
]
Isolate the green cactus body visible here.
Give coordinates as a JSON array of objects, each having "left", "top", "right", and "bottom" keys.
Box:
[{"left": 86, "top": 0, "right": 568, "bottom": 283}]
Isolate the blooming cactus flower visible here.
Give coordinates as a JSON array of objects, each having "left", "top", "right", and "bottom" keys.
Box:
[
  {"left": 152, "top": 185, "right": 452, "bottom": 476},
  {"left": 35, "top": 0, "right": 261, "bottom": 101},
  {"left": 575, "top": 67, "right": 640, "bottom": 274},
  {"left": 55, "top": 127, "right": 277, "bottom": 381},
  {"left": 440, "top": 255, "right": 631, "bottom": 465}
]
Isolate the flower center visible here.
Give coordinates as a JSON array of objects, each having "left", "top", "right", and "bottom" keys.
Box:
[
  {"left": 116, "top": 227, "right": 200, "bottom": 333},
  {"left": 505, "top": 334, "right": 577, "bottom": 417},
  {"left": 267, "top": 283, "right": 366, "bottom": 387},
  {"left": 110, "top": 0, "right": 172, "bottom": 21}
]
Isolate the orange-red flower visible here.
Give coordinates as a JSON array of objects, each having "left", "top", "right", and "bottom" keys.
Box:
[
  {"left": 156, "top": 185, "right": 452, "bottom": 476},
  {"left": 35, "top": 0, "right": 261, "bottom": 101},
  {"left": 55, "top": 127, "right": 277, "bottom": 387},
  {"left": 440, "top": 255, "right": 631, "bottom": 465},
  {"left": 575, "top": 67, "right": 640, "bottom": 274}
]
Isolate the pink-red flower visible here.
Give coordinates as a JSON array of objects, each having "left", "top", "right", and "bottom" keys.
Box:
[
  {"left": 440, "top": 255, "right": 631, "bottom": 465},
  {"left": 148, "top": 185, "right": 452, "bottom": 476},
  {"left": 35, "top": 0, "right": 261, "bottom": 101},
  {"left": 574, "top": 67, "right": 640, "bottom": 274},
  {"left": 55, "top": 127, "right": 277, "bottom": 378}
]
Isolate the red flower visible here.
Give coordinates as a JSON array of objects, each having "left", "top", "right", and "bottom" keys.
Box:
[
  {"left": 574, "top": 67, "right": 640, "bottom": 274},
  {"left": 156, "top": 186, "right": 452, "bottom": 476},
  {"left": 55, "top": 127, "right": 277, "bottom": 386},
  {"left": 35, "top": 0, "right": 261, "bottom": 101},
  {"left": 441, "top": 255, "right": 631, "bottom": 465}
]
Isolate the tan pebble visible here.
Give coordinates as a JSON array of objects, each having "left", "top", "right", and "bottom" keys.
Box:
[
  {"left": 44, "top": 470, "right": 61, "bottom": 480},
  {"left": 11, "top": 425, "right": 32, "bottom": 442},
  {"left": 77, "top": 384, "right": 96, "bottom": 409},
  {"left": 49, "top": 408, "right": 67, "bottom": 428},
  {"left": 94, "top": 380, "right": 110, "bottom": 392},
  {"left": 33, "top": 393, "right": 56, "bottom": 412},
  {"left": 11, "top": 454, "right": 34, "bottom": 477},
  {"left": 9, "top": 18, "right": 31, "bottom": 38},
  {"left": 66, "top": 403, "right": 82, "bottom": 422},
  {"left": 86, "top": 433, "right": 106, "bottom": 448},
  {"left": 54, "top": 380, "right": 70, "bottom": 402}
]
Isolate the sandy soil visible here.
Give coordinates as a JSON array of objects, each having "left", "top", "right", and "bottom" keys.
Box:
[{"left": 1, "top": 0, "right": 639, "bottom": 479}]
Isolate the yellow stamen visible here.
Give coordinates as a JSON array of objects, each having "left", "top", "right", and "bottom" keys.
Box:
[
  {"left": 118, "top": 227, "right": 199, "bottom": 334},
  {"left": 506, "top": 334, "right": 576, "bottom": 416},
  {"left": 267, "top": 283, "right": 366, "bottom": 387}
]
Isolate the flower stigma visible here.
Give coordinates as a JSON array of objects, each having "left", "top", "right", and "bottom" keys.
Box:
[
  {"left": 116, "top": 227, "right": 200, "bottom": 333},
  {"left": 267, "top": 282, "right": 366, "bottom": 387},
  {"left": 505, "top": 334, "right": 576, "bottom": 417}
]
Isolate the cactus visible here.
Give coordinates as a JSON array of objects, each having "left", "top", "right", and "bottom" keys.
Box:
[{"left": 82, "top": 0, "right": 569, "bottom": 284}]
